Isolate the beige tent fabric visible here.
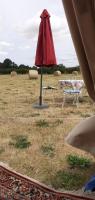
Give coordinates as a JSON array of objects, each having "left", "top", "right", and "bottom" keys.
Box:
[
  {"left": 62, "top": 0, "right": 95, "bottom": 101},
  {"left": 62, "top": 0, "right": 95, "bottom": 154},
  {"left": 65, "top": 116, "right": 95, "bottom": 155}
]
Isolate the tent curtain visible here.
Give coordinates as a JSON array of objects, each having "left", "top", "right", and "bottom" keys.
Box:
[{"left": 62, "top": 0, "right": 95, "bottom": 101}]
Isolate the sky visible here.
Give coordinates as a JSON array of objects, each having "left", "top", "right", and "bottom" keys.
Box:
[{"left": 0, "top": 0, "right": 79, "bottom": 67}]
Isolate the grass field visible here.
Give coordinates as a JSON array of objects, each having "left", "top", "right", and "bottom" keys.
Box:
[{"left": 0, "top": 73, "right": 95, "bottom": 191}]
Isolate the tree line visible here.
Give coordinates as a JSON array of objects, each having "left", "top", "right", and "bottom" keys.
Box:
[{"left": 0, "top": 58, "right": 80, "bottom": 74}]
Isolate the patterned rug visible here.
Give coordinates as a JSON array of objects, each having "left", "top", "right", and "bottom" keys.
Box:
[{"left": 0, "top": 163, "right": 94, "bottom": 200}]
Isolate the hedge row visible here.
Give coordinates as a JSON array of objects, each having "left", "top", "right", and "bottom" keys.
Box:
[{"left": 0, "top": 65, "right": 80, "bottom": 75}]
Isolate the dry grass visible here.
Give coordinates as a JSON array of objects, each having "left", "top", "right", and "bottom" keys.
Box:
[{"left": 0, "top": 73, "right": 95, "bottom": 190}]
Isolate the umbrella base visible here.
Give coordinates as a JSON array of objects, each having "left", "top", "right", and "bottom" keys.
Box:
[{"left": 33, "top": 103, "right": 49, "bottom": 109}]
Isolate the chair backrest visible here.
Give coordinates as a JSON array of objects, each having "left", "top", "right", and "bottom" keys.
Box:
[{"left": 64, "top": 89, "right": 81, "bottom": 94}]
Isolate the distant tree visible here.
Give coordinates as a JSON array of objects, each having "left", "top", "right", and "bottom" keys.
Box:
[
  {"left": 0, "top": 62, "right": 3, "bottom": 68},
  {"left": 32, "top": 66, "right": 38, "bottom": 70},
  {"left": 3, "top": 58, "right": 13, "bottom": 68},
  {"left": 57, "top": 64, "right": 66, "bottom": 73},
  {"left": 17, "top": 64, "right": 31, "bottom": 74},
  {"left": 19, "top": 64, "right": 25, "bottom": 68},
  {"left": 12, "top": 62, "right": 18, "bottom": 68}
]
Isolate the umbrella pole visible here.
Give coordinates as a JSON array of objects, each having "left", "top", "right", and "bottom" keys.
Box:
[
  {"left": 33, "top": 66, "right": 48, "bottom": 109},
  {"left": 39, "top": 66, "right": 43, "bottom": 105}
]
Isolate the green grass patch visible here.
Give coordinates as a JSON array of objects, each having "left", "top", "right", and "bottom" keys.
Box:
[
  {"left": 67, "top": 154, "right": 92, "bottom": 169},
  {"left": 0, "top": 147, "right": 5, "bottom": 154},
  {"left": 41, "top": 144, "right": 55, "bottom": 158},
  {"left": 80, "top": 113, "right": 92, "bottom": 118},
  {"left": 9, "top": 135, "right": 31, "bottom": 149},
  {"left": 36, "top": 120, "right": 49, "bottom": 127},
  {"left": 54, "top": 119, "right": 63, "bottom": 125},
  {"left": 51, "top": 170, "right": 84, "bottom": 190}
]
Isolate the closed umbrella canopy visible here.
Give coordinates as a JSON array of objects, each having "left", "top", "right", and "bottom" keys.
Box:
[
  {"left": 34, "top": 9, "right": 57, "bottom": 108},
  {"left": 35, "top": 9, "right": 57, "bottom": 66}
]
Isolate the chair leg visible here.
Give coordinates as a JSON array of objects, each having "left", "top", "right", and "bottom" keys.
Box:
[
  {"left": 73, "top": 94, "right": 75, "bottom": 105},
  {"left": 52, "top": 89, "right": 55, "bottom": 104},
  {"left": 73, "top": 93, "right": 79, "bottom": 106},
  {"left": 62, "top": 93, "right": 65, "bottom": 108},
  {"left": 75, "top": 94, "right": 79, "bottom": 107},
  {"left": 77, "top": 94, "right": 79, "bottom": 105}
]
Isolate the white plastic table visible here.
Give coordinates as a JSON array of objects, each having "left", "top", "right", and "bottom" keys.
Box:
[{"left": 58, "top": 80, "right": 84, "bottom": 89}]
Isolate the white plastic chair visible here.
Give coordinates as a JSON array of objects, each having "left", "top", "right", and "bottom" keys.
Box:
[
  {"left": 62, "top": 88, "right": 82, "bottom": 107},
  {"left": 42, "top": 86, "right": 57, "bottom": 104}
]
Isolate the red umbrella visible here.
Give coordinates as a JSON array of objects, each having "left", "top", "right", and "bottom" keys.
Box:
[{"left": 34, "top": 9, "right": 57, "bottom": 108}]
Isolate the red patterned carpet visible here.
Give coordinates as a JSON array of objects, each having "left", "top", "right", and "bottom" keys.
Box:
[{"left": 0, "top": 163, "right": 94, "bottom": 200}]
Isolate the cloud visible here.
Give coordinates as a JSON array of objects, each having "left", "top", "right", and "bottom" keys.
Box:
[
  {"left": 0, "top": 41, "right": 15, "bottom": 52},
  {"left": 0, "top": 51, "right": 8, "bottom": 55},
  {"left": 24, "top": 45, "right": 31, "bottom": 49},
  {"left": 18, "top": 45, "right": 31, "bottom": 50},
  {"left": 0, "top": 41, "right": 14, "bottom": 47},
  {"left": 16, "top": 11, "right": 69, "bottom": 41},
  {"left": 0, "top": 16, "right": 3, "bottom": 32}
]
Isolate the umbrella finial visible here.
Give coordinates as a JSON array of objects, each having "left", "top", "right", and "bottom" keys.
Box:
[{"left": 40, "top": 9, "right": 50, "bottom": 18}]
